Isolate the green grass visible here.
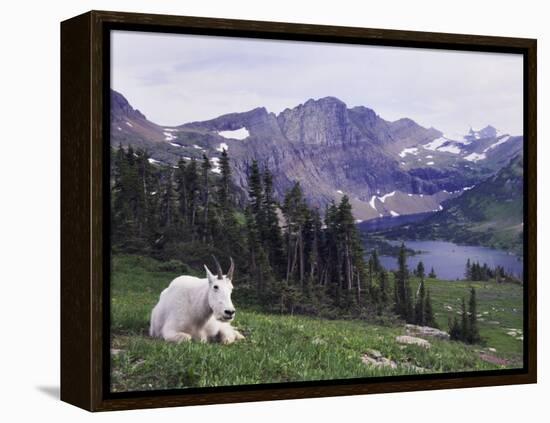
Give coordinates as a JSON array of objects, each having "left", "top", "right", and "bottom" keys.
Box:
[
  {"left": 422, "top": 277, "right": 524, "bottom": 361},
  {"left": 110, "top": 255, "right": 523, "bottom": 392}
]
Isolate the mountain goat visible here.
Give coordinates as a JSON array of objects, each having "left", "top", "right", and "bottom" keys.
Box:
[{"left": 150, "top": 257, "right": 244, "bottom": 344}]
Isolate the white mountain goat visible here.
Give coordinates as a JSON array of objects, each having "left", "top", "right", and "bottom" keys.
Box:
[{"left": 149, "top": 256, "right": 245, "bottom": 344}]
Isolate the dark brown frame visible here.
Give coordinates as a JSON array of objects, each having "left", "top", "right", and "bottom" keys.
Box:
[{"left": 61, "top": 10, "right": 537, "bottom": 412}]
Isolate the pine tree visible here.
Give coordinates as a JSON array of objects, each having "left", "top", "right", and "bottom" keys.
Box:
[
  {"left": 416, "top": 261, "right": 425, "bottom": 280},
  {"left": 158, "top": 169, "right": 177, "bottom": 234},
  {"left": 244, "top": 205, "right": 271, "bottom": 299},
  {"left": 175, "top": 159, "right": 188, "bottom": 224},
  {"left": 323, "top": 201, "right": 341, "bottom": 296},
  {"left": 395, "top": 243, "right": 413, "bottom": 321},
  {"left": 184, "top": 158, "right": 199, "bottom": 232},
  {"left": 262, "top": 167, "right": 284, "bottom": 275},
  {"left": 379, "top": 270, "right": 389, "bottom": 306},
  {"left": 337, "top": 196, "right": 366, "bottom": 303},
  {"left": 248, "top": 160, "right": 264, "bottom": 223},
  {"left": 218, "top": 149, "right": 232, "bottom": 210},
  {"left": 465, "top": 258, "right": 472, "bottom": 280},
  {"left": 467, "top": 287, "right": 480, "bottom": 343},
  {"left": 424, "top": 289, "right": 437, "bottom": 328},
  {"left": 282, "top": 182, "right": 308, "bottom": 285},
  {"left": 304, "top": 207, "right": 323, "bottom": 286},
  {"left": 199, "top": 154, "right": 212, "bottom": 242},
  {"left": 460, "top": 297, "right": 469, "bottom": 342},
  {"left": 371, "top": 249, "right": 382, "bottom": 273},
  {"left": 449, "top": 315, "right": 461, "bottom": 340},
  {"left": 414, "top": 278, "right": 426, "bottom": 325},
  {"left": 428, "top": 267, "right": 437, "bottom": 278}
]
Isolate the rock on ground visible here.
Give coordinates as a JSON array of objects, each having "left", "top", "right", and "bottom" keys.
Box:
[
  {"left": 405, "top": 324, "right": 450, "bottom": 340},
  {"left": 396, "top": 335, "right": 431, "bottom": 349},
  {"left": 479, "top": 353, "right": 510, "bottom": 366},
  {"left": 361, "top": 352, "right": 397, "bottom": 369}
]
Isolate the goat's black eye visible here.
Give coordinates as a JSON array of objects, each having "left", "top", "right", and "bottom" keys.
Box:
[{"left": 213, "top": 285, "right": 219, "bottom": 290}]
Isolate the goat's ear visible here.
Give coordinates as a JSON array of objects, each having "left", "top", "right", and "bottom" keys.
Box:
[{"left": 204, "top": 265, "right": 215, "bottom": 284}]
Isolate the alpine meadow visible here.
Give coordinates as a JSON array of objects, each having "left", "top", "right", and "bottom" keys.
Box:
[{"left": 109, "top": 32, "right": 525, "bottom": 392}]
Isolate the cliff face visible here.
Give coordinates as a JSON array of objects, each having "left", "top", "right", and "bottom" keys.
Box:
[{"left": 380, "top": 154, "right": 524, "bottom": 253}]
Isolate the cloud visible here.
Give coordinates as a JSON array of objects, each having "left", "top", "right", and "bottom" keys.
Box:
[{"left": 111, "top": 30, "right": 523, "bottom": 136}]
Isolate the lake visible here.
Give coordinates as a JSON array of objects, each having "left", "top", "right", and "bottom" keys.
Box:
[{"left": 377, "top": 240, "right": 523, "bottom": 281}]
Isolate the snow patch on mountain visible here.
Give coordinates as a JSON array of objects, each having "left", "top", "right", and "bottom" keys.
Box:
[
  {"left": 164, "top": 130, "right": 177, "bottom": 141},
  {"left": 216, "top": 142, "right": 229, "bottom": 152},
  {"left": 423, "top": 137, "right": 448, "bottom": 151},
  {"left": 399, "top": 147, "right": 419, "bottom": 158},
  {"left": 464, "top": 152, "right": 487, "bottom": 162},
  {"left": 423, "top": 136, "right": 463, "bottom": 154},
  {"left": 369, "top": 196, "right": 377, "bottom": 210},
  {"left": 483, "top": 135, "right": 511, "bottom": 153},
  {"left": 437, "top": 144, "right": 461, "bottom": 154},
  {"left": 218, "top": 127, "right": 249, "bottom": 140},
  {"left": 379, "top": 191, "right": 396, "bottom": 203}
]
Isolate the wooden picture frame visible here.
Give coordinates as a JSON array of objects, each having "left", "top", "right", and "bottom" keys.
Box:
[{"left": 61, "top": 10, "right": 537, "bottom": 411}]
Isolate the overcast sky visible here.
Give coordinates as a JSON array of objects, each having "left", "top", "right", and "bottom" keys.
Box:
[{"left": 111, "top": 30, "right": 523, "bottom": 137}]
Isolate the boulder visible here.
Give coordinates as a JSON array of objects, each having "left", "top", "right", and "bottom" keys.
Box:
[
  {"left": 405, "top": 324, "right": 450, "bottom": 340},
  {"left": 361, "top": 353, "right": 397, "bottom": 369},
  {"left": 396, "top": 335, "right": 431, "bottom": 349}
]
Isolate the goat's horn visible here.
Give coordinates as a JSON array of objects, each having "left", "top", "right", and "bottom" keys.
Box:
[
  {"left": 212, "top": 255, "right": 223, "bottom": 280},
  {"left": 227, "top": 257, "right": 235, "bottom": 280}
]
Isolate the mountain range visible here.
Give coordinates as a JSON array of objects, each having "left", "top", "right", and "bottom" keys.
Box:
[
  {"left": 110, "top": 89, "right": 523, "bottom": 222},
  {"left": 378, "top": 154, "right": 524, "bottom": 253}
]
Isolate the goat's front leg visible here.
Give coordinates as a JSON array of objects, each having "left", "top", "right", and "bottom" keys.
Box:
[
  {"left": 193, "top": 329, "right": 208, "bottom": 343},
  {"left": 219, "top": 325, "right": 245, "bottom": 344},
  {"left": 162, "top": 326, "right": 192, "bottom": 344}
]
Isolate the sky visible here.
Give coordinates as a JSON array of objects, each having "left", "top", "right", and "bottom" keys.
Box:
[{"left": 111, "top": 30, "right": 524, "bottom": 137}]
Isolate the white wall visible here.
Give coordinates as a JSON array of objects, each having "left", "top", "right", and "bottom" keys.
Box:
[{"left": 0, "top": 0, "right": 546, "bottom": 420}]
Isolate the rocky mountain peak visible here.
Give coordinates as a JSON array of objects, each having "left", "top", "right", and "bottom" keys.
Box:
[
  {"left": 465, "top": 125, "right": 499, "bottom": 141},
  {"left": 111, "top": 89, "right": 147, "bottom": 122}
]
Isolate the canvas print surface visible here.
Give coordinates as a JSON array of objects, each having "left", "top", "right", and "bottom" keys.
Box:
[{"left": 109, "top": 30, "right": 525, "bottom": 393}]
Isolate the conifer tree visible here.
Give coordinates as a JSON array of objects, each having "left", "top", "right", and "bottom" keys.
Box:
[
  {"left": 465, "top": 258, "right": 472, "bottom": 280},
  {"left": 248, "top": 160, "right": 264, "bottom": 224},
  {"left": 184, "top": 158, "right": 199, "bottom": 231},
  {"left": 282, "top": 182, "right": 309, "bottom": 285},
  {"left": 428, "top": 266, "right": 437, "bottom": 278},
  {"left": 424, "top": 289, "right": 437, "bottom": 328},
  {"left": 371, "top": 249, "right": 382, "bottom": 273},
  {"left": 395, "top": 243, "right": 413, "bottom": 321},
  {"left": 304, "top": 207, "right": 323, "bottom": 285},
  {"left": 379, "top": 270, "right": 389, "bottom": 306},
  {"left": 159, "top": 169, "right": 177, "bottom": 234},
  {"left": 460, "top": 297, "right": 469, "bottom": 342},
  {"left": 467, "top": 287, "right": 480, "bottom": 343},
  {"left": 449, "top": 315, "right": 461, "bottom": 340},
  {"left": 199, "top": 154, "right": 211, "bottom": 242},
  {"left": 416, "top": 261, "right": 425, "bottom": 280},
  {"left": 414, "top": 278, "right": 426, "bottom": 325},
  {"left": 218, "top": 149, "right": 232, "bottom": 211},
  {"left": 244, "top": 206, "right": 270, "bottom": 297},
  {"left": 337, "top": 196, "right": 366, "bottom": 302},
  {"left": 262, "top": 167, "right": 284, "bottom": 274}
]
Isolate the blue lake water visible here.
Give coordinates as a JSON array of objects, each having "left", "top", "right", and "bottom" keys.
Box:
[{"left": 378, "top": 240, "right": 523, "bottom": 281}]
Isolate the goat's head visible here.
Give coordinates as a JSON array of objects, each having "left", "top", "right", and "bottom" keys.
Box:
[{"left": 204, "top": 256, "right": 236, "bottom": 322}]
